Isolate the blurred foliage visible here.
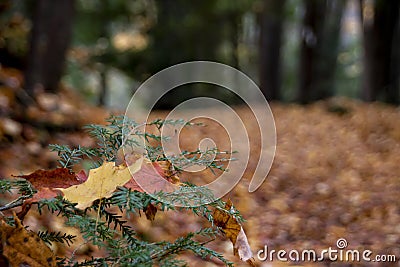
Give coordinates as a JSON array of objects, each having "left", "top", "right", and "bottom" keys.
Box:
[
  {"left": 1, "top": 0, "right": 391, "bottom": 106},
  {"left": 0, "top": 0, "right": 31, "bottom": 68},
  {"left": 67, "top": 0, "right": 254, "bottom": 107}
]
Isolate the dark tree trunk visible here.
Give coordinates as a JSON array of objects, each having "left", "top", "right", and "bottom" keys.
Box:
[
  {"left": 360, "top": 0, "right": 400, "bottom": 104},
  {"left": 25, "top": 0, "right": 75, "bottom": 96},
  {"left": 297, "top": 0, "right": 345, "bottom": 104},
  {"left": 98, "top": 67, "right": 107, "bottom": 106},
  {"left": 231, "top": 14, "right": 240, "bottom": 70},
  {"left": 259, "top": 0, "right": 286, "bottom": 101}
]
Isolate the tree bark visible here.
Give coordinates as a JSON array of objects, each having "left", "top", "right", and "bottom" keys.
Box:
[
  {"left": 297, "top": 0, "right": 345, "bottom": 104},
  {"left": 360, "top": 0, "right": 400, "bottom": 104},
  {"left": 259, "top": 0, "right": 286, "bottom": 101},
  {"left": 25, "top": 0, "right": 75, "bottom": 96}
]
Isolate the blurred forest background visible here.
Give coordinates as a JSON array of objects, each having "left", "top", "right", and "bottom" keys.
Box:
[
  {"left": 0, "top": 0, "right": 399, "bottom": 109},
  {"left": 1, "top": 1, "right": 400, "bottom": 266}
]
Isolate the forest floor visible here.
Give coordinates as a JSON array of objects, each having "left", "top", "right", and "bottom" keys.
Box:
[{"left": 1, "top": 69, "right": 400, "bottom": 266}]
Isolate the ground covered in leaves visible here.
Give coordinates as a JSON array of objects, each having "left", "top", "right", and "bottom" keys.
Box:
[{"left": 1, "top": 74, "right": 400, "bottom": 266}]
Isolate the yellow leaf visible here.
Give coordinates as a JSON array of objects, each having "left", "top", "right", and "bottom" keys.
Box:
[{"left": 58, "top": 158, "right": 143, "bottom": 209}]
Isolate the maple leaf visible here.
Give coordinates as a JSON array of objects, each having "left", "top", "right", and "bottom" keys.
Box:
[
  {"left": 213, "top": 199, "right": 255, "bottom": 266},
  {"left": 125, "top": 159, "right": 182, "bottom": 221},
  {"left": 0, "top": 213, "right": 57, "bottom": 267},
  {"left": 152, "top": 160, "right": 180, "bottom": 184},
  {"left": 58, "top": 158, "right": 143, "bottom": 209},
  {"left": 127, "top": 159, "right": 182, "bottom": 194}
]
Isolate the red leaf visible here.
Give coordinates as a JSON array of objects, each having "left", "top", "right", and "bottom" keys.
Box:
[
  {"left": 124, "top": 160, "right": 181, "bottom": 194},
  {"left": 76, "top": 169, "right": 88, "bottom": 182},
  {"left": 14, "top": 168, "right": 81, "bottom": 189},
  {"left": 13, "top": 168, "right": 82, "bottom": 202},
  {"left": 124, "top": 160, "right": 181, "bottom": 193}
]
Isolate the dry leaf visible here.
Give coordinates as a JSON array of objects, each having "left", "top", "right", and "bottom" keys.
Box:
[
  {"left": 213, "top": 199, "right": 241, "bottom": 244},
  {"left": 144, "top": 203, "right": 158, "bottom": 221},
  {"left": 58, "top": 158, "right": 142, "bottom": 209},
  {"left": 13, "top": 168, "right": 84, "bottom": 202},
  {"left": 234, "top": 227, "right": 256, "bottom": 266},
  {"left": 213, "top": 199, "right": 255, "bottom": 266},
  {"left": 0, "top": 213, "right": 56, "bottom": 267}
]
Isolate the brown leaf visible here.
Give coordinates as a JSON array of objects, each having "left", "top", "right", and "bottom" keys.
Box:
[
  {"left": 13, "top": 168, "right": 83, "bottom": 202},
  {"left": 144, "top": 203, "right": 157, "bottom": 221},
  {"left": 213, "top": 199, "right": 255, "bottom": 266},
  {"left": 123, "top": 177, "right": 145, "bottom": 192},
  {"left": 213, "top": 199, "right": 241, "bottom": 244},
  {"left": 0, "top": 213, "right": 56, "bottom": 267},
  {"left": 16, "top": 203, "right": 32, "bottom": 221}
]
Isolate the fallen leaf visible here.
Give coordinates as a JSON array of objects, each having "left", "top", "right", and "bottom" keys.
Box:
[
  {"left": 0, "top": 213, "right": 56, "bottom": 267},
  {"left": 213, "top": 199, "right": 255, "bottom": 266},
  {"left": 13, "top": 168, "right": 85, "bottom": 215},
  {"left": 58, "top": 158, "right": 143, "bottom": 209}
]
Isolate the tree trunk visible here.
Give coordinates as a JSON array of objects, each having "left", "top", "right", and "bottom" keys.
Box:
[
  {"left": 297, "top": 0, "right": 345, "bottom": 104},
  {"left": 360, "top": 0, "right": 400, "bottom": 104},
  {"left": 98, "top": 67, "right": 107, "bottom": 106},
  {"left": 259, "top": 0, "right": 286, "bottom": 101},
  {"left": 25, "top": 0, "right": 75, "bottom": 96}
]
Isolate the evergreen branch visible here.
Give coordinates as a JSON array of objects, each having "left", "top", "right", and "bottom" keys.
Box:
[
  {"left": 38, "top": 230, "right": 76, "bottom": 246},
  {"left": 92, "top": 202, "right": 139, "bottom": 246},
  {"left": 36, "top": 195, "right": 80, "bottom": 218},
  {"left": 0, "top": 195, "right": 29, "bottom": 211},
  {"left": 49, "top": 144, "right": 100, "bottom": 168},
  {"left": 0, "top": 179, "right": 36, "bottom": 211},
  {"left": 0, "top": 179, "right": 12, "bottom": 193},
  {"left": 66, "top": 214, "right": 115, "bottom": 247},
  {"left": 107, "top": 188, "right": 175, "bottom": 214},
  {"left": 150, "top": 229, "right": 233, "bottom": 266}
]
